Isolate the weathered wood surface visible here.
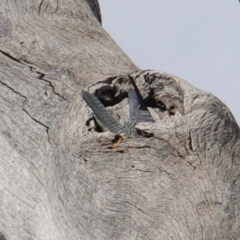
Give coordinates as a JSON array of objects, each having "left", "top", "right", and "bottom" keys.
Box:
[{"left": 0, "top": 1, "right": 239, "bottom": 239}]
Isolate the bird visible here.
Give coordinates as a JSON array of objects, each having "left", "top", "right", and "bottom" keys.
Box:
[{"left": 81, "top": 76, "right": 153, "bottom": 136}]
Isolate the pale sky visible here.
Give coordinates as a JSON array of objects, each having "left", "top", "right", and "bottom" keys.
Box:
[{"left": 99, "top": 1, "right": 240, "bottom": 124}]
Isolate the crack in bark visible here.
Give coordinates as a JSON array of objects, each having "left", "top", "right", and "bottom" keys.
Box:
[
  {"left": 38, "top": 0, "right": 44, "bottom": 14},
  {"left": 189, "top": 131, "right": 194, "bottom": 152},
  {"left": 0, "top": 80, "right": 51, "bottom": 143},
  {"left": 124, "top": 201, "right": 151, "bottom": 217},
  {"left": 0, "top": 49, "right": 20, "bottom": 63},
  {"left": 233, "top": 174, "right": 240, "bottom": 185},
  {"left": 0, "top": 80, "right": 52, "bottom": 146},
  {"left": 36, "top": 71, "right": 68, "bottom": 102},
  {"left": 134, "top": 168, "right": 153, "bottom": 173},
  {"left": 186, "top": 161, "right": 196, "bottom": 170},
  {"left": 36, "top": 71, "right": 45, "bottom": 79},
  {"left": 0, "top": 80, "right": 27, "bottom": 99},
  {"left": 52, "top": 0, "right": 59, "bottom": 14},
  {"left": 22, "top": 61, "right": 69, "bottom": 102},
  {"left": 0, "top": 52, "right": 68, "bottom": 103},
  {"left": 23, "top": 108, "right": 50, "bottom": 143}
]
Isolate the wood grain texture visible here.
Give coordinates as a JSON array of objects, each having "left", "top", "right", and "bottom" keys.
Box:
[{"left": 0, "top": 1, "right": 239, "bottom": 240}]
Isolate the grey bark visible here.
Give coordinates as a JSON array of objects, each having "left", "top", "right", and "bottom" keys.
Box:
[{"left": 0, "top": 1, "right": 239, "bottom": 239}]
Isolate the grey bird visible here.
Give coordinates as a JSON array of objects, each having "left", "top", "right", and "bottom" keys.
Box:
[{"left": 81, "top": 77, "right": 153, "bottom": 136}]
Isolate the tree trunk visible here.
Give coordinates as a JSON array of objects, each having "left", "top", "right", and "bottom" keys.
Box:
[{"left": 0, "top": 1, "right": 239, "bottom": 239}]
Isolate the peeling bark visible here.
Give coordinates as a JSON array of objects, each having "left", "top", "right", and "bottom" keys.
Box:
[{"left": 0, "top": 1, "right": 239, "bottom": 240}]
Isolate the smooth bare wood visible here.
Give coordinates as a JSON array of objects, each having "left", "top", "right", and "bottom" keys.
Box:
[{"left": 0, "top": 1, "right": 239, "bottom": 239}]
